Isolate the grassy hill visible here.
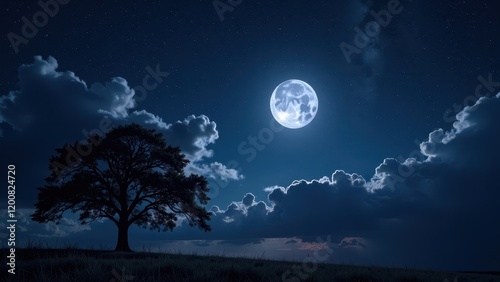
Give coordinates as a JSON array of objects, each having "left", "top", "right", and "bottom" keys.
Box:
[{"left": 1, "top": 248, "right": 499, "bottom": 282}]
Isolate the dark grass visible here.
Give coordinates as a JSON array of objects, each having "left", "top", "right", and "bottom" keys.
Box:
[{"left": 1, "top": 248, "right": 499, "bottom": 282}]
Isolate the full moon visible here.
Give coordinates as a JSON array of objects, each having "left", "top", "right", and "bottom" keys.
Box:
[{"left": 270, "top": 79, "right": 318, "bottom": 129}]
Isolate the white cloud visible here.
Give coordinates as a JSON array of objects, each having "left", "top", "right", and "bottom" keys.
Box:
[
  {"left": 0, "top": 56, "right": 244, "bottom": 207},
  {"left": 163, "top": 114, "right": 219, "bottom": 161},
  {"left": 185, "top": 161, "right": 244, "bottom": 181},
  {"left": 0, "top": 208, "right": 90, "bottom": 238},
  {"left": 169, "top": 93, "right": 500, "bottom": 270},
  {"left": 91, "top": 77, "right": 136, "bottom": 119}
]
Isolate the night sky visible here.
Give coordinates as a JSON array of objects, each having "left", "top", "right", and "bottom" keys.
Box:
[{"left": 1, "top": 0, "right": 500, "bottom": 271}]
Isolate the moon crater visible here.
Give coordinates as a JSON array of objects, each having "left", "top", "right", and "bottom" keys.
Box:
[{"left": 270, "top": 79, "right": 318, "bottom": 129}]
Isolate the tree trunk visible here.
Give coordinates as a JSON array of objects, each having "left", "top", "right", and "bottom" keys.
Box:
[{"left": 114, "top": 220, "right": 132, "bottom": 252}]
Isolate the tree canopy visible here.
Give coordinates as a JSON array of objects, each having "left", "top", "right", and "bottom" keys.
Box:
[{"left": 31, "top": 123, "right": 212, "bottom": 251}]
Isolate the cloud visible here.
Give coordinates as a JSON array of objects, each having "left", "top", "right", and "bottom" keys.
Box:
[
  {"left": 242, "top": 193, "right": 255, "bottom": 206},
  {"left": 209, "top": 162, "right": 244, "bottom": 181},
  {"left": 0, "top": 56, "right": 242, "bottom": 208},
  {"left": 0, "top": 209, "right": 91, "bottom": 239},
  {"left": 168, "top": 93, "right": 500, "bottom": 270},
  {"left": 341, "top": 0, "right": 406, "bottom": 101},
  {"left": 0, "top": 56, "right": 141, "bottom": 132},
  {"left": 338, "top": 237, "right": 367, "bottom": 249},
  {"left": 217, "top": 238, "right": 265, "bottom": 246},
  {"left": 297, "top": 241, "right": 331, "bottom": 251},
  {"left": 130, "top": 110, "right": 170, "bottom": 129},
  {"left": 191, "top": 240, "right": 213, "bottom": 247},
  {"left": 131, "top": 111, "right": 243, "bottom": 181},
  {"left": 39, "top": 217, "right": 91, "bottom": 238},
  {"left": 420, "top": 94, "right": 500, "bottom": 165},
  {"left": 163, "top": 114, "right": 219, "bottom": 161},
  {"left": 91, "top": 77, "right": 136, "bottom": 119},
  {"left": 0, "top": 56, "right": 89, "bottom": 131},
  {"left": 341, "top": 1, "right": 384, "bottom": 101},
  {"left": 185, "top": 161, "right": 244, "bottom": 182},
  {"left": 130, "top": 112, "right": 221, "bottom": 161}
]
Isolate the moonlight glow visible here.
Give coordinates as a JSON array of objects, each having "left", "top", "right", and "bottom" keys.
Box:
[{"left": 270, "top": 79, "right": 318, "bottom": 129}]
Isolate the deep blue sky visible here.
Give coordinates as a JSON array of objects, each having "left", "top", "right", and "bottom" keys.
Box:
[{"left": 1, "top": 0, "right": 500, "bottom": 271}]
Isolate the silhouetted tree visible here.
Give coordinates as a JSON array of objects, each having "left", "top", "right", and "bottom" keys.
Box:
[{"left": 31, "top": 123, "right": 211, "bottom": 251}]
